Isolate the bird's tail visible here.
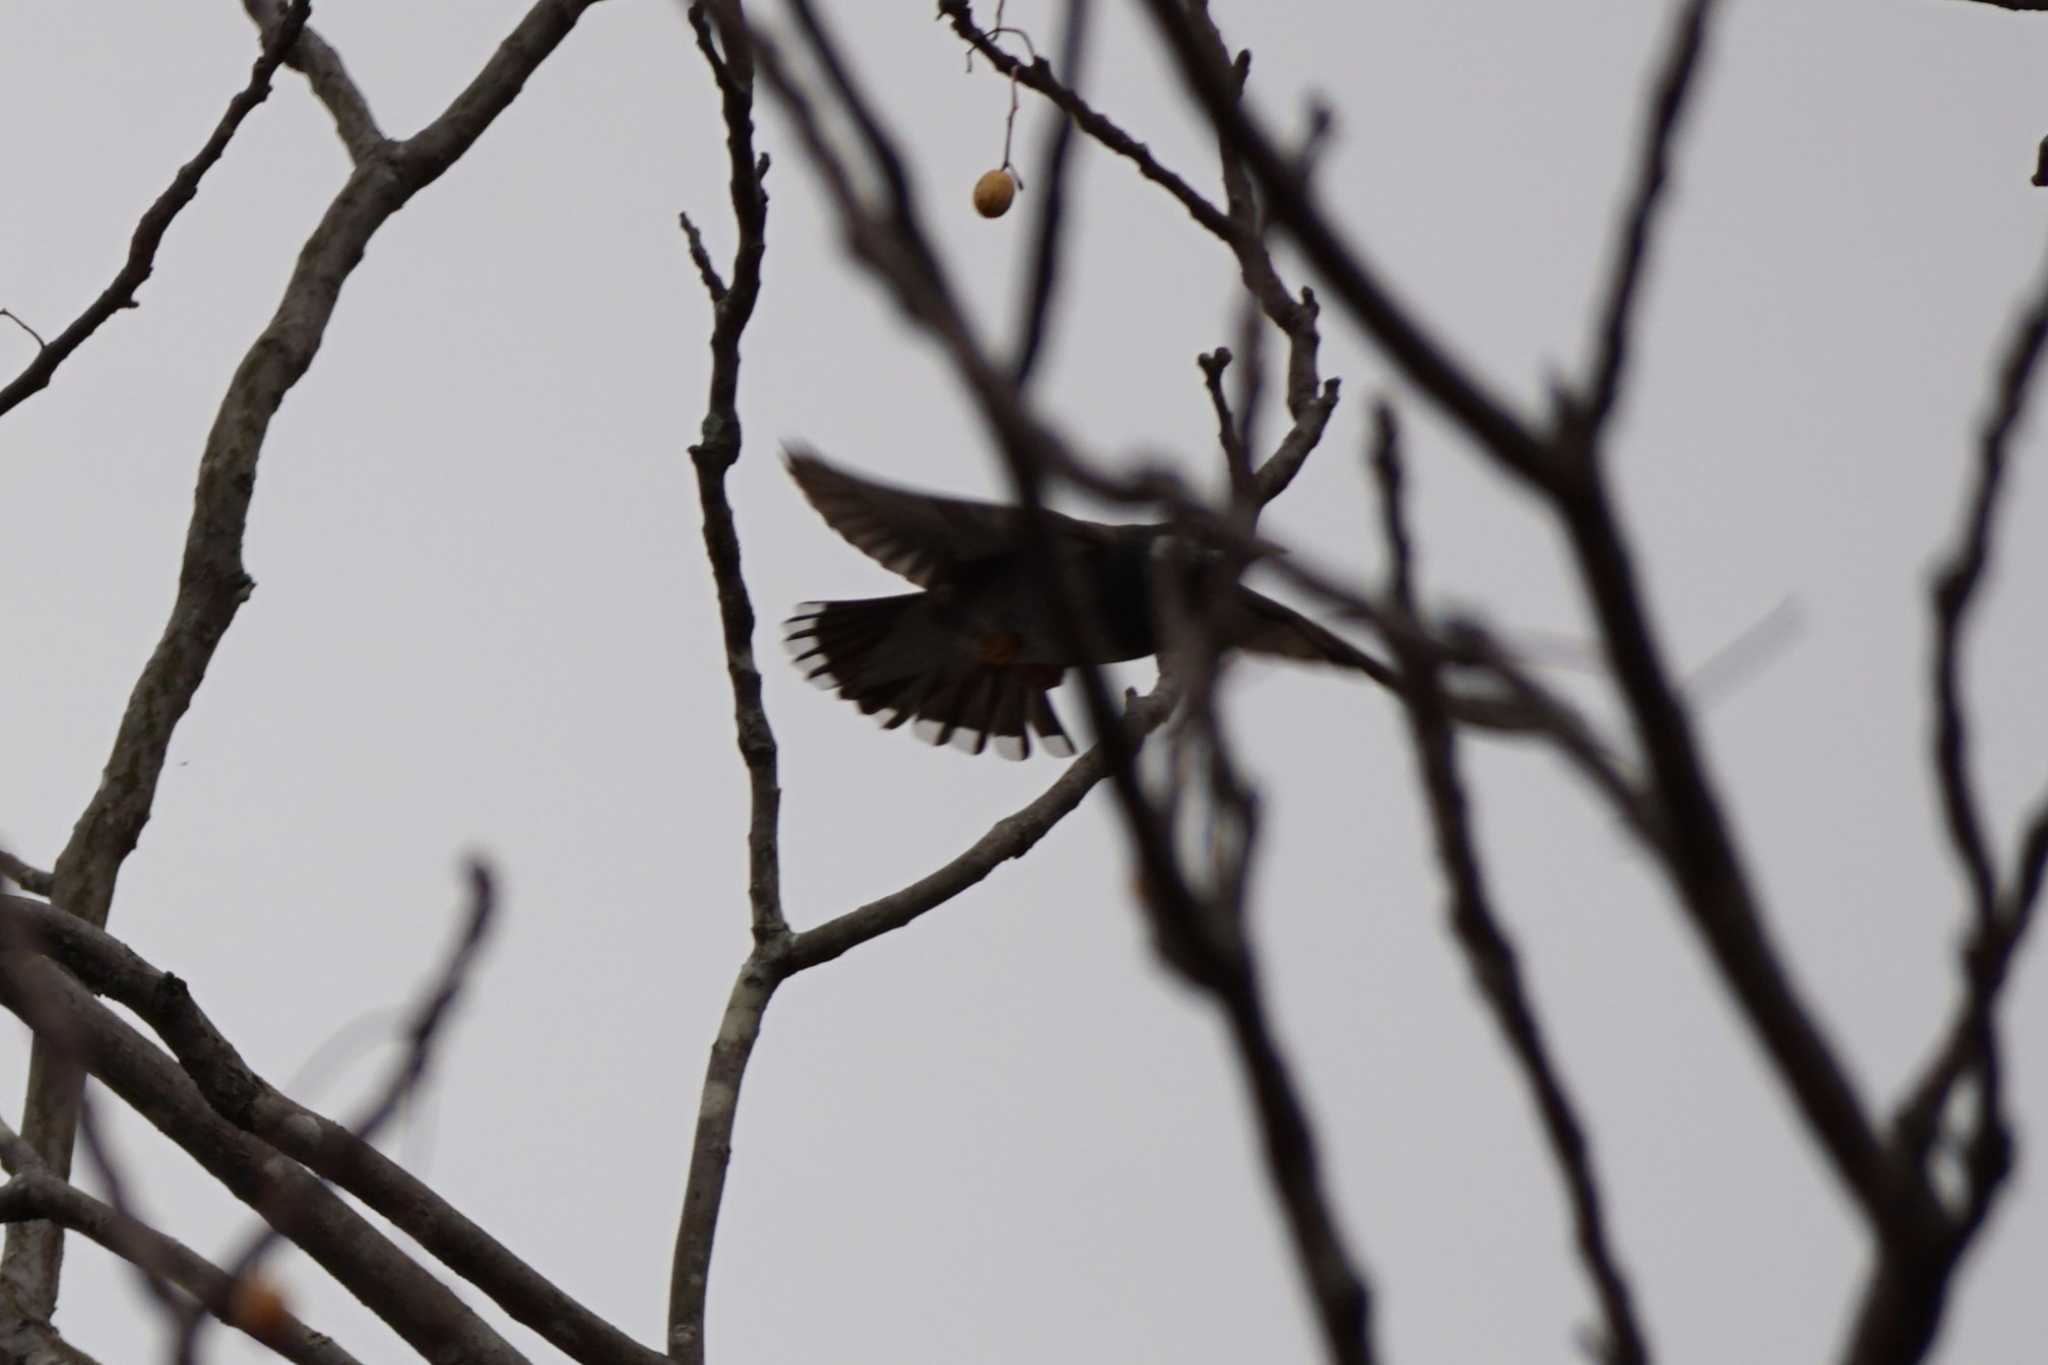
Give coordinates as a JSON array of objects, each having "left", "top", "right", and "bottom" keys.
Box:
[{"left": 784, "top": 596, "right": 1077, "bottom": 760}]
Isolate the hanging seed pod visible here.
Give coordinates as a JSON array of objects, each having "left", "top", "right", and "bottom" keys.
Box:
[{"left": 972, "top": 168, "right": 1018, "bottom": 218}]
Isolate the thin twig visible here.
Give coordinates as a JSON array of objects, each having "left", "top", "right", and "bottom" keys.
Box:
[
  {"left": 1200, "top": 347, "right": 1253, "bottom": 499},
  {"left": 785, "top": 682, "right": 1178, "bottom": 971},
  {"left": 938, "top": 0, "right": 1233, "bottom": 240},
  {"left": 0, "top": 310, "right": 47, "bottom": 350},
  {"left": 1569, "top": 0, "right": 1714, "bottom": 451},
  {"left": 1925, "top": 248, "right": 2048, "bottom": 942},
  {"left": 1132, "top": 0, "right": 1555, "bottom": 491},
  {"left": 1009, "top": 0, "right": 1092, "bottom": 387},
  {"left": 0, "top": 0, "right": 311, "bottom": 423}
]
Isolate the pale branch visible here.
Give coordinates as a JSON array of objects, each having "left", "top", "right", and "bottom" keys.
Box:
[
  {"left": 666, "top": 948, "right": 777, "bottom": 1365},
  {"left": 663, "top": 4, "right": 788, "bottom": 1350},
  {"left": 0, "top": 1119, "right": 360, "bottom": 1365},
  {"left": 0, "top": 0, "right": 311, "bottom": 423},
  {"left": 1370, "top": 406, "right": 1648, "bottom": 1365},
  {"left": 240, "top": 0, "right": 386, "bottom": 161},
  {"left": 0, "top": 952, "right": 527, "bottom": 1365},
  {"left": 8, "top": 0, "right": 608, "bottom": 1316},
  {"left": 0, "top": 893, "right": 665, "bottom": 1365},
  {"left": 682, "top": 0, "right": 783, "bottom": 943},
  {"left": 0, "top": 1304, "right": 102, "bottom": 1365},
  {"left": 785, "top": 682, "right": 1177, "bottom": 971},
  {"left": 667, "top": 680, "right": 1174, "bottom": 1360}
]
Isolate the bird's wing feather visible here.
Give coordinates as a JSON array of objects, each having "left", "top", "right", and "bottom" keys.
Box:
[
  {"left": 1225, "top": 587, "right": 1400, "bottom": 689},
  {"left": 786, "top": 447, "right": 1107, "bottom": 588}
]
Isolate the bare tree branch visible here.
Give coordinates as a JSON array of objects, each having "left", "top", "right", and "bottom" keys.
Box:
[
  {"left": 785, "top": 683, "right": 1177, "bottom": 970},
  {"left": 6, "top": 0, "right": 612, "bottom": 1316},
  {"left": 1564, "top": 0, "right": 1711, "bottom": 454},
  {"left": 666, "top": 946, "right": 778, "bottom": 1365},
  {"left": 240, "top": 0, "right": 386, "bottom": 161},
  {"left": 0, "top": 1, "right": 311, "bottom": 423},
  {"left": 1133, "top": 0, "right": 1556, "bottom": 491},
  {"left": 757, "top": 11, "right": 1382, "bottom": 1360},
  {"left": 681, "top": 0, "right": 784, "bottom": 944},
  {"left": 938, "top": 0, "right": 1234, "bottom": 240},
  {"left": 1141, "top": 0, "right": 1928, "bottom": 1248},
  {"left": 0, "top": 1301, "right": 102, "bottom": 1365},
  {"left": 0, "top": 951, "right": 528, "bottom": 1365},
  {"left": 1925, "top": 246, "right": 2048, "bottom": 942},
  {"left": 1008, "top": 0, "right": 1093, "bottom": 388},
  {"left": 776, "top": 0, "right": 1229, "bottom": 1013},
  {"left": 176, "top": 861, "right": 498, "bottom": 1365},
  {"left": 1370, "top": 405, "right": 1649, "bottom": 1365},
  {"left": 1852, "top": 244, "right": 2048, "bottom": 1365},
  {"left": 0, "top": 1118, "right": 361, "bottom": 1365},
  {"left": 0, "top": 893, "right": 665, "bottom": 1365},
  {"left": 0, "top": 853, "right": 52, "bottom": 899}
]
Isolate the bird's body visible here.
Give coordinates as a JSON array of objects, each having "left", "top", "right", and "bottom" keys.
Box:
[{"left": 783, "top": 451, "right": 1390, "bottom": 758}]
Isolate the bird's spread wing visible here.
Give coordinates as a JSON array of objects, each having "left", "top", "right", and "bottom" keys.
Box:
[
  {"left": 1224, "top": 587, "right": 1400, "bottom": 689},
  {"left": 786, "top": 447, "right": 1103, "bottom": 589}
]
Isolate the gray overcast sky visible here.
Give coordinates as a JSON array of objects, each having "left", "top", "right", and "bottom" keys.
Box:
[{"left": 3, "top": 2, "right": 2044, "bottom": 1361}]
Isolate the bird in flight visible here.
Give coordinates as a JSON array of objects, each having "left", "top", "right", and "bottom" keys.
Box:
[{"left": 783, "top": 450, "right": 1403, "bottom": 758}]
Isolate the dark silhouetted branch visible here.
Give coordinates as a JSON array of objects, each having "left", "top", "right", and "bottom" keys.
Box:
[
  {"left": 939, "top": 0, "right": 1232, "bottom": 240},
  {"left": 1570, "top": 0, "right": 1713, "bottom": 450},
  {"left": 1134, "top": 0, "right": 1554, "bottom": 491},
  {"left": 1009, "top": 0, "right": 1093, "bottom": 388},
  {"left": 1370, "top": 406, "right": 1649, "bottom": 1365}
]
